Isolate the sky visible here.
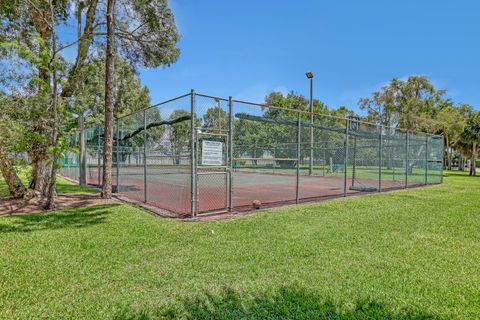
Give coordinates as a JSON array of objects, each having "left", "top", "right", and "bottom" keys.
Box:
[{"left": 134, "top": 0, "right": 480, "bottom": 114}]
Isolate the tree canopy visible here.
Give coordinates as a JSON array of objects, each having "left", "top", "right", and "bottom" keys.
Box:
[{"left": 0, "top": 0, "right": 180, "bottom": 205}]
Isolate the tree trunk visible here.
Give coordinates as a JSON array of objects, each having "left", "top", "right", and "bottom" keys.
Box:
[
  {"left": 101, "top": 0, "right": 116, "bottom": 199},
  {"left": 77, "top": 7, "right": 87, "bottom": 187},
  {"left": 27, "top": 5, "right": 52, "bottom": 197},
  {"left": 471, "top": 143, "right": 477, "bottom": 177},
  {"left": 44, "top": 163, "right": 58, "bottom": 209},
  {"left": 45, "top": 11, "right": 60, "bottom": 210},
  {"left": 29, "top": 153, "right": 48, "bottom": 192},
  {"left": 447, "top": 152, "right": 452, "bottom": 170},
  {"left": 0, "top": 140, "right": 26, "bottom": 198},
  {"left": 79, "top": 114, "right": 87, "bottom": 185},
  {"left": 445, "top": 136, "right": 452, "bottom": 170},
  {"left": 458, "top": 153, "right": 464, "bottom": 171},
  {"left": 61, "top": 0, "right": 99, "bottom": 99}
]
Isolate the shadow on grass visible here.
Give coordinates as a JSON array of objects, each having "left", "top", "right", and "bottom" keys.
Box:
[
  {"left": 115, "top": 287, "right": 443, "bottom": 320},
  {"left": 443, "top": 170, "right": 479, "bottom": 178},
  {"left": 0, "top": 204, "right": 119, "bottom": 233},
  {"left": 56, "top": 180, "right": 99, "bottom": 194}
]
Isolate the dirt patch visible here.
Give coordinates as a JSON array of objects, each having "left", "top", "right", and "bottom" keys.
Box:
[{"left": 0, "top": 194, "right": 116, "bottom": 216}]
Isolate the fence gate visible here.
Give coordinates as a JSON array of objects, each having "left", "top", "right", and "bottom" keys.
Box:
[{"left": 195, "top": 130, "right": 230, "bottom": 215}]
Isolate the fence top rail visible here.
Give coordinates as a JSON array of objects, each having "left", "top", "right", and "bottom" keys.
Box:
[
  {"left": 78, "top": 89, "right": 443, "bottom": 140},
  {"left": 115, "top": 92, "right": 192, "bottom": 122},
  {"left": 195, "top": 93, "right": 229, "bottom": 102},
  {"left": 228, "top": 97, "right": 442, "bottom": 139}
]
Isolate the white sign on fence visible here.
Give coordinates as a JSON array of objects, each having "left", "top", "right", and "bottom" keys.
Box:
[{"left": 201, "top": 140, "right": 223, "bottom": 166}]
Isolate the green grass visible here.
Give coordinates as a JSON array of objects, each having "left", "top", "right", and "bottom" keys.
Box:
[
  {"left": 239, "top": 164, "right": 440, "bottom": 183},
  {"left": 0, "top": 171, "right": 479, "bottom": 319},
  {"left": 0, "top": 167, "right": 98, "bottom": 198}
]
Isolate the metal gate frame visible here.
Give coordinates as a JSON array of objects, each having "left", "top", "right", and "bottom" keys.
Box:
[
  {"left": 191, "top": 91, "right": 233, "bottom": 217},
  {"left": 194, "top": 131, "right": 229, "bottom": 216}
]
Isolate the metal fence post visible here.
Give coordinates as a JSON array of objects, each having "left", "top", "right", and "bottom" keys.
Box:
[
  {"left": 309, "top": 81, "right": 314, "bottom": 176},
  {"left": 344, "top": 118, "right": 349, "bottom": 197},
  {"left": 143, "top": 109, "right": 147, "bottom": 203},
  {"left": 228, "top": 96, "right": 234, "bottom": 211},
  {"left": 351, "top": 136, "right": 356, "bottom": 188},
  {"left": 79, "top": 116, "right": 87, "bottom": 186},
  {"left": 190, "top": 89, "right": 196, "bottom": 217},
  {"left": 254, "top": 140, "right": 257, "bottom": 171},
  {"left": 440, "top": 136, "right": 444, "bottom": 184},
  {"left": 405, "top": 132, "right": 409, "bottom": 188},
  {"left": 296, "top": 111, "right": 301, "bottom": 204},
  {"left": 97, "top": 127, "right": 101, "bottom": 187},
  {"left": 424, "top": 135, "right": 428, "bottom": 185},
  {"left": 378, "top": 125, "right": 383, "bottom": 192},
  {"left": 116, "top": 120, "right": 120, "bottom": 192}
]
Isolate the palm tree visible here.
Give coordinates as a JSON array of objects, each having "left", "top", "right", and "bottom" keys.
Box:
[{"left": 459, "top": 112, "right": 480, "bottom": 176}]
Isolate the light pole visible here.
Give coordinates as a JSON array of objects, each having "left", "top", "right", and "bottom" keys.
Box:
[
  {"left": 306, "top": 72, "right": 314, "bottom": 175},
  {"left": 215, "top": 98, "right": 221, "bottom": 131}
]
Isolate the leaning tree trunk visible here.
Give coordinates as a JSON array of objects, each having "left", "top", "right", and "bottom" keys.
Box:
[
  {"left": 0, "top": 139, "right": 26, "bottom": 198},
  {"left": 101, "top": 0, "right": 116, "bottom": 199}
]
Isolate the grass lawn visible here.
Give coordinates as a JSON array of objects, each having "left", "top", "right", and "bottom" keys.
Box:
[
  {"left": 0, "top": 171, "right": 479, "bottom": 319},
  {"left": 0, "top": 167, "right": 97, "bottom": 198}
]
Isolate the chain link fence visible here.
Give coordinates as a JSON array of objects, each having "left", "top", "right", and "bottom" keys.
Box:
[{"left": 59, "top": 91, "right": 444, "bottom": 217}]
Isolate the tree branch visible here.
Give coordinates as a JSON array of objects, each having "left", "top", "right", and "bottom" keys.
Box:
[{"left": 60, "top": 0, "right": 99, "bottom": 98}]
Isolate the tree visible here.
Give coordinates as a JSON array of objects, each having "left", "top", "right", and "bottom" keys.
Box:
[
  {"left": 434, "top": 101, "right": 467, "bottom": 170},
  {"left": 460, "top": 112, "right": 480, "bottom": 176},
  {"left": 0, "top": 94, "right": 27, "bottom": 198},
  {"left": 0, "top": 1, "right": 73, "bottom": 197},
  {"left": 359, "top": 76, "right": 444, "bottom": 131},
  {"left": 1, "top": 0, "right": 180, "bottom": 205},
  {"left": 232, "top": 91, "right": 335, "bottom": 167},
  {"left": 0, "top": 141, "right": 25, "bottom": 198},
  {"left": 69, "top": 54, "right": 151, "bottom": 185},
  {"left": 168, "top": 110, "right": 200, "bottom": 165},
  {"left": 101, "top": 0, "right": 180, "bottom": 198},
  {"left": 102, "top": 0, "right": 116, "bottom": 198},
  {"left": 203, "top": 104, "right": 228, "bottom": 133},
  {"left": 359, "top": 76, "right": 446, "bottom": 173}
]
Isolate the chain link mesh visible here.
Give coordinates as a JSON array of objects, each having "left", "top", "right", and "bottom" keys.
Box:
[
  {"left": 194, "top": 95, "right": 230, "bottom": 213},
  {"left": 61, "top": 91, "right": 444, "bottom": 217}
]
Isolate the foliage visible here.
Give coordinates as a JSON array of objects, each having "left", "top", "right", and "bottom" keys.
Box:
[
  {"left": 459, "top": 111, "right": 480, "bottom": 175},
  {"left": 358, "top": 76, "right": 480, "bottom": 173},
  {"left": 234, "top": 91, "right": 349, "bottom": 163},
  {"left": 114, "top": 0, "right": 181, "bottom": 68},
  {"left": 359, "top": 76, "right": 444, "bottom": 131},
  {"left": 0, "top": 0, "right": 181, "bottom": 200},
  {"left": 69, "top": 55, "right": 151, "bottom": 127},
  {"left": 461, "top": 112, "right": 480, "bottom": 143},
  {"left": 202, "top": 105, "right": 228, "bottom": 132},
  {"left": 0, "top": 167, "right": 98, "bottom": 198},
  {"left": 167, "top": 109, "right": 200, "bottom": 164}
]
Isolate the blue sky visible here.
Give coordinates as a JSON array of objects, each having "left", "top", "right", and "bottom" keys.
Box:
[{"left": 137, "top": 0, "right": 479, "bottom": 113}]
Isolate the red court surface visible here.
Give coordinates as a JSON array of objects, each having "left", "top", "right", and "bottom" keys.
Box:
[{"left": 111, "top": 171, "right": 424, "bottom": 217}]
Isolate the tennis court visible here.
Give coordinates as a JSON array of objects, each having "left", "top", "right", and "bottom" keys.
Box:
[{"left": 60, "top": 91, "right": 443, "bottom": 217}]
